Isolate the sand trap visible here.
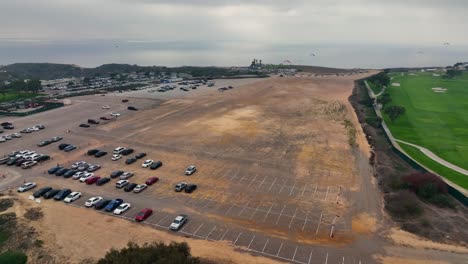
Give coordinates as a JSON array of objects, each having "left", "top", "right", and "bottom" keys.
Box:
[
  {"left": 392, "top": 83, "right": 400, "bottom": 87},
  {"left": 410, "top": 73, "right": 416, "bottom": 76},
  {"left": 432, "top": 87, "right": 447, "bottom": 93},
  {"left": 432, "top": 73, "right": 440, "bottom": 77}
]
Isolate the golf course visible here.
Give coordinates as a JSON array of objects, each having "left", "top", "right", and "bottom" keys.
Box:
[{"left": 383, "top": 71, "right": 468, "bottom": 189}]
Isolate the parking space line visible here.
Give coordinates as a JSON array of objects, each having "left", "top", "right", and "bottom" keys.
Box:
[
  {"left": 239, "top": 173, "right": 247, "bottom": 183},
  {"left": 292, "top": 246, "right": 298, "bottom": 261},
  {"left": 233, "top": 232, "right": 242, "bottom": 245},
  {"left": 263, "top": 204, "right": 273, "bottom": 222},
  {"left": 278, "top": 181, "right": 287, "bottom": 194},
  {"left": 301, "top": 184, "right": 307, "bottom": 196},
  {"left": 262, "top": 239, "right": 269, "bottom": 252},
  {"left": 220, "top": 229, "right": 230, "bottom": 241},
  {"left": 248, "top": 174, "right": 258, "bottom": 187},
  {"left": 238, "top": 200, "right": 251, "bottom": 216},
  {"left": 205, "top": 226, "right": 217, "bottom": 239},
  {"left": 203, "top": 195, "right": 218, "bottom": 208},
  {"left": 314, "top": 186, "right": 318, "bottom": 196},
  {"left": 221, "top": 169, "right": 233, "bottom": 178},
  {"left": 224, "top": 205, "right": 234, "bottom": 216},
  {"left": 325, "top": 252, "right": 328, "bottom": 264},
  {"left": 288, "top": 207, "right": 298, "bottom": 229},
  {"left": 324, "top": 186, "right": 330, "bottom": 201},
  {"left": 316, "top": 212, "right": 323, "bottom": 234},
  {"left": 275, "top": 205, "right": 286, "bottom": 225},
  {"left": 229, "top": 169, "right": 240, "bottom": 180},
  {"left": 276, "top": 242, "right": 283, "bottom": 256},
  {"left": 289, "top": 181, "right": 297, "bottom": 196},
  {"left": 157, "top": 215, "right": 169, "bottom": 225},
  {"left": 258, "top": 176, "right": 267, "bottom": 189},
  {"left": 341, "top": 256, "right": 344, "bottom": 264},
  {"left": 268, "top": 177, "right": 277, "bottom": 191},
  {"left": 308, "top": 250, "right": 313, "bottom": 264},
  {"left": 247, "top": 235, "right": 255, "bottom": 249},
  {"left": 179, "top": 219, "right": 191, "bottom": 232},
  {"left": 249, "top": 199, "right": 263, "bottom": 220},
  {"left": 193, "top": 223, "right": 204, "bottom": 236},
  {"left": 302, "top": 211, "right": 309, "bottom": 231}
]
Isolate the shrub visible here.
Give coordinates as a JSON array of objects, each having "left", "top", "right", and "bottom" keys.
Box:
[
  {"left": 0, "top": 250, "right": 27, "bottom": 264},
  {"left": 365, "top": 116, "right": 382, "bottom": 128},
  {"left": 428, "top": 194, "right": 456, "bottom": 209},
  {"left": 385, "top": 191, "right": 423, "bottom": 219},
  {"left": 402, "top": 172, "right": 447, "bottom": 194}
]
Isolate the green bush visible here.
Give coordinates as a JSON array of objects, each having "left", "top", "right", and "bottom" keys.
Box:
[
  {"left": 428, "top": 194, "right": 456, "bottom": 209},
  {"left": 417, "top": 183, "right": 438, "bottom": 199},
  {"left": 385, "top": 191, "right": 423, "bottom": 219},
  {"left": 365, "top": 116, "right": 382, "bottom": 128},
  {"left": 0, "top": 250, "right": 27, "bottom": 264}
]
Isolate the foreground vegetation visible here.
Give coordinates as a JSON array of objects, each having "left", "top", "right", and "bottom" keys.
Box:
[{"left": 98, "top": 241, "right": 215, "bottom": 264}]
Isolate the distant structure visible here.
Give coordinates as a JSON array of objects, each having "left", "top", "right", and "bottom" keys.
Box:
[{"left": 250, "top": 59, "right": 263, "bottom": 69}]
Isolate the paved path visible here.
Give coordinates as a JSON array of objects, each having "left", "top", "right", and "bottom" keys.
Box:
[{"left": 395, "top": 139, "right": 468, "bottom": 176}]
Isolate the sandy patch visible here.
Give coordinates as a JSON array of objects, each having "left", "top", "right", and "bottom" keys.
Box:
[
  {"left": 17, "top": 194, "right": 282, "bottom": 264},
  {"left": 199, "top": 106, "right": 264, "bottom": 137},
  {"left": 376, "top": 256, "right": 450, "bottom": 264},
  {"left": 352, "top": 213, "right": 377, "bottom": 234},
  {"left": 391, "top": 83, "right": 400, "bottom": 87},
  {"left": 432, "top": 74, "right": 440, "bottom": 77},
  {"left": 387, "top": 228, "right": 468, "bottom": 254},
  {"left": 432, "top": 87, "right": 447, "bottom": 93}
]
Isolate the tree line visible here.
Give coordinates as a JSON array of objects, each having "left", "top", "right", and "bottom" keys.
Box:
[{"left": 0, "top": 79, "right": 42, "bottom": 95}]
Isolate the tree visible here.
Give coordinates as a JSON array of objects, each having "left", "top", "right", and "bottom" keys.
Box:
[
  {"left": 26, "top": 79, "right": 42, "bottom": 93},
  {"left": 384, "top": 105, "right": 406, "bottom": 121},
  {"left": 446, "top": 69, "right": 463, "bottom": 78},
  {"left": 377, "top": 92, "right": 392, "bottom": 106}
]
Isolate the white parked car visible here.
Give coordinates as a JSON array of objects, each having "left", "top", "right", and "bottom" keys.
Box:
[
  {"left": 0, "top": 137, "right": 6, "bottom": 143},
  {"left": 113, "top": 146, "right": 126, "bottom": 154},
  {"left": 110, "top": 112, "right": 120, "bottom": 117},
  {"left": 64, "top": 192, "right": 81, "bottom": 203},
  {"left": 185, "top": 165, "right": 197, "bottom": 175},
  {"left": 85, "top": 196, "right": 103, "bottom": 207},
  {"left": 113, "top": 203, "right": 131, "bottom": 215},
  {"left": 170, "top": 215, "right": 188, "bottom": 230},
  {"left": 17, "top": 182, "right": 36, "bottom": 192},
  {"left": 111, "top": 154, "right": 122, "bottom": 161},
  {"left": 102, "top": 105, "right": 110, "bottom": 109},
  {"left": 133, "top": 184, "right": 147, "bottom": 193},
  {"left": 72, "top": 171, "right": 85, "bottom": 180},
  {"left": 21, "top": 161, "right": 37, "bottom": 169},
  {"left": 142, "top": 159, "right": 154, "bottom": 168},
  {"left": 116, "top": 180, "right": 129, "bottom": 188},
  {"left": 79, "top": 173, "right": 94, "bottom": 182}
]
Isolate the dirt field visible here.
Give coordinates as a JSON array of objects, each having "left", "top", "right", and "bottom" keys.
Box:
[{"left": 3, "top": 72, "right": 467, "bottom": 264}]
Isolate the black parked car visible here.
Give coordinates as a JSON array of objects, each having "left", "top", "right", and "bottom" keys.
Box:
[
  {"left": 88, "top": 119, "right": 100, "bottom": 124},
  {"left": 94, "top": 199, "right": 111, "bottom": 210},
  {"left": 53, "top": 189, "right": 72, "bottom": 201},
  {"left": 125, "top": 157, "right": 137, "bottom": 165},
  {"left": 124, "top": 183, "right": 138, "bottom": 192},
  {"left": 63, "top": 169, "right": 77, "bottom": 178},
  {"left": 1, "top": 122, "right": 12, "bottom": 127},
  {"left": 79, "top": 123, "right": 90, "bottom": 128},
  {"left": 110, "top": 170, "right": 124, "bottom": 178},
  {"left": 135, "top": 153, "right": 146, "bottom": 159},
  {"left": 37, "top": 140, "right": 52, "bottom": 147},
  {"left": 15, "top": 158, "right": 27, "bottom": 166},
  {"left": 36, "top": 155, "right": 50, "bottom": 162},
  {"left": 55, "top": 168, "right": 69, "bottom": 176},
  {"left": 87, "top": 149, "right": 99, "bottom": 155},
  {"left": 96, "top": 177, "right": 111, "bottom": 186},
  {"left": 185, "top": 184, "right": 198, "bottom": 193},
  {"left": 122, "top": 148, "right": 134, "bottom": 155},
  {"left": 6, "top": 157, "right": 19, "bottom": 166},
  {"left": 150, "top": 161, "right": 163, "bottom": 170},
  {"left": 94, "top": 151, "right": 108, "bottom": 158},
  {"left": 58, "top": 143, "right": 71, "bottom": 150},
  {"left": 43, "top": 189, "right": 60, "bottom": 199},
  {"left": 48, "top": 166, "right": 63, "bottom": 174},
  {"left": 33, "top": 187, "right": 52, "bottom": 198},
  {"left": 127, "top": 106, "right": 138, "bottom": 111}
]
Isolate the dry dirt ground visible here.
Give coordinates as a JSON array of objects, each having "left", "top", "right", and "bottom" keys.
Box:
[{"left": 2, "top": 73, "right": 467, "bottom": 264}]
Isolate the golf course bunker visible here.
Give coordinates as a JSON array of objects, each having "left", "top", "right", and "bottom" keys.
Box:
[
  {"left": 392, "top": 83, "right": 401, "bottom": 87},
  {"left": 432, "top": 87, "right": 447, "bottom": 93}
]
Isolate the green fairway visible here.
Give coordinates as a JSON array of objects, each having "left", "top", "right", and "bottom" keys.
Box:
[
  {"left": 0, "top": 91, "right": 38, "bottom": 103},
  {"left": 383, "top": 71, "right": 468, "bottom": 188}
]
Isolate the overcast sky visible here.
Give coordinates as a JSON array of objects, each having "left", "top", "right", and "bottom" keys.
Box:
[{"left": 1, "top": 0, "right": 467, "bottom": 67}]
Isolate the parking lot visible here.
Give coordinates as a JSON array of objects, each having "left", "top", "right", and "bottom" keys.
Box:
[{"left": 1, "top": 76, "right": 374, "bottom": 263}]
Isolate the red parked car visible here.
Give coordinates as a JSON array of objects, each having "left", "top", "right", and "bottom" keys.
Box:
[
  {"left": 135, "top": 208, "right": 153, "bottom": 222},
  {"left": 145, "top": 177, "right": 159, "bottom": 186},
  {"left": 85, "top": 176, "right": 101, "bottom": 185}
]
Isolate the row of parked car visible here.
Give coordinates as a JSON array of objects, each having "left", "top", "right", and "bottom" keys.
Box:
[
  {"left": 0, "top": 123, "right": 45, "bottom": 143},
  {"left": 37, "top": 136, "right": 63, "bottom": 147},
  {"left": 0, "top": 150, "right": 50, "bottom": 168},
  {"left": 58, "top": 143, "right": 77, "bottom": 152},
  {"left": 17, "top": 182, "right": 187, "bottom": 226},
  {"left": 79, "top": 112, "right": 121, "bottom": 128}
]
